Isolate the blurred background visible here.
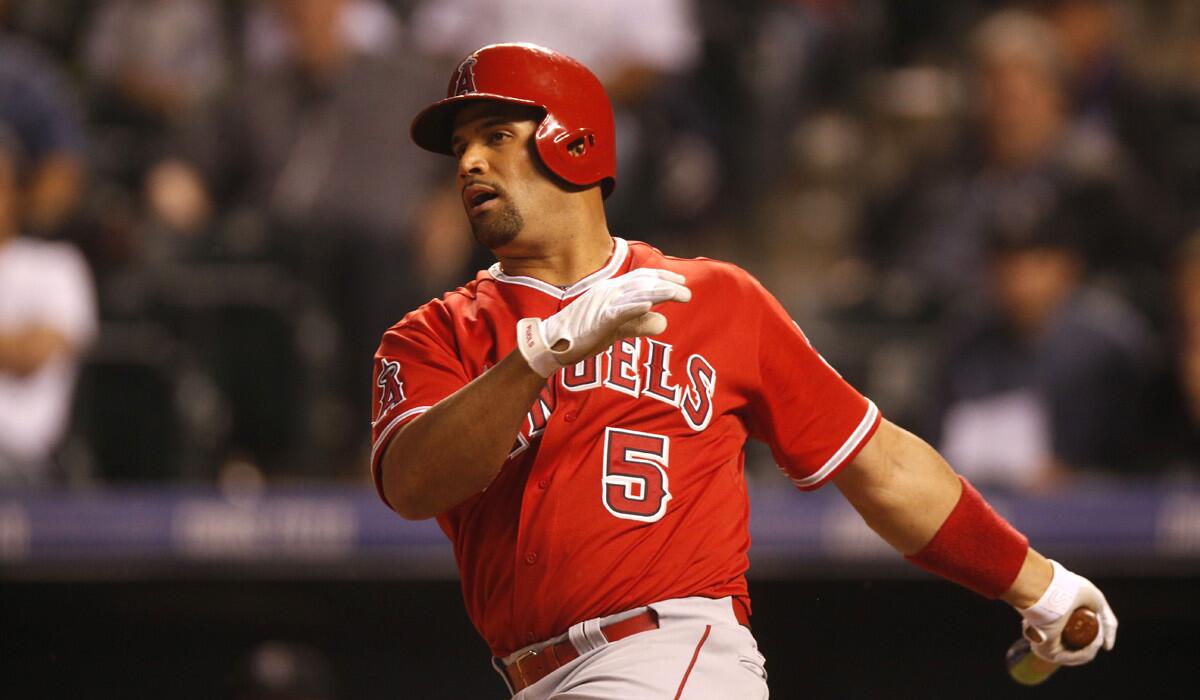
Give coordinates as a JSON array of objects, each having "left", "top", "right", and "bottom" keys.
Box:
[{"left": 1, "top": 0, "right": 1198, "bottom": 697}]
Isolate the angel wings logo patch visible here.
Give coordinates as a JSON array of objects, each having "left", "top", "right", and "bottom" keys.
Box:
[{"left": 377, "top": 359, "right": 406, "bottom": 417}]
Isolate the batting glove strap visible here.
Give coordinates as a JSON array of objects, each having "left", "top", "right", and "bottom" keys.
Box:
[
  {"left": 1020, "top": 560, "right": 1079, "bottom": 627},
  {"left": 1019, "top": 560, "right": 1118, "bottom": 666},
  {"left": 516, "top": 317, "right": 561, "bottom": 378}
]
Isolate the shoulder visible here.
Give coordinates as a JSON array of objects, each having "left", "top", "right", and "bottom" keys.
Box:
[
  {"left": 384, "top": 273, "right": 491, "bottom": 342},
  {"left": 626, "top": 240, "right": 763, "bottom": 295}
]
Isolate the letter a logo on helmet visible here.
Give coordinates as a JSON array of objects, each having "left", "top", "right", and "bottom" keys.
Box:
[
  {"left": 452, "top": 56, "right": 478, "bottom": 96},
  {"left": 410, "top": 43, "right": 617, "bottom": 198}
]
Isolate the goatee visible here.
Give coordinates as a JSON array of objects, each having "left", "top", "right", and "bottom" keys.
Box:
[{"left": 471, "top": 199, "right": 523, "bottom": 249}]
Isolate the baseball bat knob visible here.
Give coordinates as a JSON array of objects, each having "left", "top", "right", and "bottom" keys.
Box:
[
  {"left": 1061, "top": 608, "right": 1099, "bottom": 650},
  {"left": 1006, "top": 608, "right": 1099, "bottom": 686}
]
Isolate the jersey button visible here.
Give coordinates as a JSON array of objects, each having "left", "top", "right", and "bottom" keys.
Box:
[
  {"left": 525, "top": 552, "right": 538, "bottom": 565},
  {"left": 563, "top": 411, "right": 577, "bottom": 422},
  {"left": 537, "top": 478, "right": 550, "bottom": 489}
]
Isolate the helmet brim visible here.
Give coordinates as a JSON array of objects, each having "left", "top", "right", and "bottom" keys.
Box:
[{"left": 410, "top": 93, "right": 543, "bottom": 155}]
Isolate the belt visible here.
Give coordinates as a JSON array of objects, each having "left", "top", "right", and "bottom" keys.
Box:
[
  {"left": 503, "top": 601, "right": 751, "bottom": 693},
  {"left": 504, "top": 609, "right": 660, "bottom": 692}
]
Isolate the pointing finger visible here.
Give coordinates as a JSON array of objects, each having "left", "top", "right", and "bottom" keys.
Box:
[
  {"left": 619, "top": 282, "right": 692, "bottom": 305},
  {"left": 648, "top": 269, "right": 686, "bottom": 286},
  {"left": 619, "top": 268, "right": 686, "bottom": 287},
  {"left": 606, "top": 301, "right": 653, "bottom": 324}
]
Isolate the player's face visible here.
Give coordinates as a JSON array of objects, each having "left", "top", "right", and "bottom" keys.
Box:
[{"left": 450, "top": 102, "right": 557, "bottom": 250}]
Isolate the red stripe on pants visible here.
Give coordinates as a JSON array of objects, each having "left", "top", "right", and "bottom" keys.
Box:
[{"left": 673, "top": 624, "right": 712, "bottom": 700}]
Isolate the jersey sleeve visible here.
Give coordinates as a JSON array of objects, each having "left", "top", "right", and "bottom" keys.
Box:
[
  {"left": 370, "top": 308, "right": 471, "bottom": 508},
  {"left": 743, "top": 275, "right": 881, "bottom": 490}
]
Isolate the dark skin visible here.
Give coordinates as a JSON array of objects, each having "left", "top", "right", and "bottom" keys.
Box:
[{"left": 450, "top": 101, "right": 613, "bottom": 285}]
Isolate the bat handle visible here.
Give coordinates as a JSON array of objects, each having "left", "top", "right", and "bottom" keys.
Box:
[{"left": 1005, "top": 607, "right": 1099, "bottom": 686}]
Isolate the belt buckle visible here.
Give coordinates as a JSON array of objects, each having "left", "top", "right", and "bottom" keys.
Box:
[{"left": 510, "top": 648, "right": 539, "bottom": 688}]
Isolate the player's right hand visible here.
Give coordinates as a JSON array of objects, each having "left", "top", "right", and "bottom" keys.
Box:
[
  {"left": 1017, "top": 560, "right": 1117, "bottom": 666},
  {"left": 516, "top": 268, "right": 691, "bottom": 377}
]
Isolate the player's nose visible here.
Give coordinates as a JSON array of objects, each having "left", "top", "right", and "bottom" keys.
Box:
[{"left": 457, "top": 142, "right": 489, "bottom": 178}]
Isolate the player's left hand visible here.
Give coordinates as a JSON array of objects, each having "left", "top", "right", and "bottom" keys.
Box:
[{"left": 1017, "top": 560, "right": 1117, "bottom": 666}]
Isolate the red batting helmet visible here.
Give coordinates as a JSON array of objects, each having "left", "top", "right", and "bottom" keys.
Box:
[{"left": 410, "top": 43, "right": 617, "bottom": 198}]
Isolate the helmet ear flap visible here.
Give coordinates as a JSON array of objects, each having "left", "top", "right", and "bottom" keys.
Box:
[{"left": 533, "top": 121, "right": 607, "bottom": 189}]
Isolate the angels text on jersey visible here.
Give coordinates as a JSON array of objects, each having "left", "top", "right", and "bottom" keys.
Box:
[{"left": 509, "top": 337, "right": 716, "bottom": 459}]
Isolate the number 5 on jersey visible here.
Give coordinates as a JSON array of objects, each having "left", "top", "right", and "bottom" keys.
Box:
[{"left": 602, "top": 427, "right": 671, "bottom": 523}]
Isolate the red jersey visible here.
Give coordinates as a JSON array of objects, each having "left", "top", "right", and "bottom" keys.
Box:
[{"left": 370, "top": 238, "right": 880, "bottom": 657}]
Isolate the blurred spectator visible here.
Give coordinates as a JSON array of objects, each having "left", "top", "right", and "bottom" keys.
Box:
[
  {"left": 233, "top": 641, "right": 336, "bottom": 700},
  {"left": 85, "top": 0, "right": 227, "bottom": 123},
  {"left": 1038, "top": 1, "right": 1178, "bottom": 199},
  {"left": 244, "top": 0, "right": 395, "bottom": 73},
  {"left": 172, "top": 0, "right": 446, "bottom": 474},
  {"left": 1036, "top": 1, "right": 1185, "bottom": 301},
  {"left": 1041, "top": 0, "right": 1133, "bottom": 127},
  {"left": 711, "top": 0, "right": 876, "bottom": 239},
  {"left": 0, "top": 0, "right": 1188, "bottom": 488},
  {"left": 0, "top": 1, "right": 86, "bottom": 234},
  {"left": 0, "top": 0, "right": 90, "bottom": 60},
  {"left": 0, "top": 125, "right": 97, "bottom": 485},
  {"left": 199, "top": 0, "right": 444, "bottom": 269},
  {"left": 1143, "top": 232, "right": 1200, "bottom": 474},
  {"left": 932, "top": 190, "right": 1154, "bottom": 491},
  {"left": 212, "top": 0, "right": 437, "bottom": 235},
  {"left": 864, "top": 9, "right": 1161, "bottom": 318},
  {"left": 409, "top": 0, "right": 699, "bottom": 89},
  {"left": 83, "top": 0, "right": 230, "bottom": 194}
]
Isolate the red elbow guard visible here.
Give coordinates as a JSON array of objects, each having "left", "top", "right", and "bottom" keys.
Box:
[{"left": 905, "top": 476, "right": 1029, "bottom": 598}]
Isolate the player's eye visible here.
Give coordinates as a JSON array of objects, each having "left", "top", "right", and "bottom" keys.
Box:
[{"left": 488, "top": 130, "right": 512, "bottom": 146}]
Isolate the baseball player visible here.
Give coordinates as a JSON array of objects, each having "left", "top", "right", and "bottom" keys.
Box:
[{"left": 371, "top": 43, "right": 1117, "bottom": 698}]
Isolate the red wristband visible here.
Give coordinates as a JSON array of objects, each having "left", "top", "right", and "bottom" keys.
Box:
[{"left": 905, "top": 475, "right": 1029, "bottom": 598}]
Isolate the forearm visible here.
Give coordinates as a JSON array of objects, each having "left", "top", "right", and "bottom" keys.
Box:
[
  {"left": 833, "top": 419, "right": 961, "bottom": 554},
  {"left": 380, "top": 349, "right": 546, "bottom": 519},
  {"left": 834, "top": 419, "right": 1052, "bottom": 606}
]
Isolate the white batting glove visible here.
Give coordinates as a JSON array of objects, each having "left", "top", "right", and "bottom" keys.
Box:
[
  {"left": 1018, "top": 560, "right": 1118, "bottom": 666},
  {"left": 516, "top": 268, "right": 691, "bottom": 377}
]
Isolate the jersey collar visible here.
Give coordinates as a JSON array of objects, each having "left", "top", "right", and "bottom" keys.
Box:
[{"left": 487, "top": 237, "right": 630, "bottom": 300}]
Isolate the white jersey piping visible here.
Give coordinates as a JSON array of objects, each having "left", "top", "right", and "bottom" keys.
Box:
[
  {"left": 371, "top": 405, "right": 433, "bottom": 468},
  {"left": 790, "top": 400, "right": 880, "bottom": 489},
  {"left": 487, "top": 238, "right": 630, "bottom": 300}
]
